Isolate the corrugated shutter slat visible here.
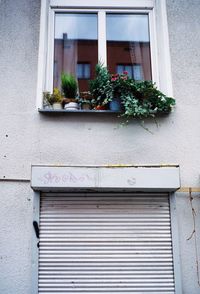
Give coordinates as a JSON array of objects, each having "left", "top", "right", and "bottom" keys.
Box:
[{"left": 39, "top": 193, "right": 174, "bottom": 293}]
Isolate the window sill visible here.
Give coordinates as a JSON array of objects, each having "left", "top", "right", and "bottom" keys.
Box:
[{"left": 38, "top": 108, "right": 121, "bottom": 114}]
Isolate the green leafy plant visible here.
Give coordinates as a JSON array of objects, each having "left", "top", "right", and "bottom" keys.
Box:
[
  {"left": 89, "top": 64, "right": 175, "bottom": 116},
  {"left": 89, "top": 63, "right": 112, "bottom": 107},
  {"left": 78, "top": 98, "right": 92, "bottom": 109},
  {"left": 120, "top": 80, "right": 175, "bottom": 120},
  {"left": 110, "top": 71, "right": 134, "bottom": 98},
  {"left": 108, "top": 70, "right": 175, "bottom": 120},
  {"left": 43, "top": 88, "right": 62, "bottom": 105},
  {"left": 61, "top": 73, "right": 78, "bottom": 98},
  {"left": 43, "top": 91, "right": 51, "bottom": 106}
]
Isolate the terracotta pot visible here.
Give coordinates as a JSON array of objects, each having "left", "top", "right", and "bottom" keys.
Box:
[{"left": 95, "top": 105, "right": 107, "bottom": 110}]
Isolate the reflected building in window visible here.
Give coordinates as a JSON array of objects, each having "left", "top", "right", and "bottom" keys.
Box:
[{"left": 53, "top": 13, "right": 152, "bottom": 93}]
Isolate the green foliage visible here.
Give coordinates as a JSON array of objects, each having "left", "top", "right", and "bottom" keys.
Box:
[
  {"left": 120, "top": 80, "right": 176, "bottom": 120},
  {"left": 86, "top": 63, "right": 176, "bottom": 119},
  {"left": 78, "top": 97, "right": 92, "bottom": 106},
  {"left": 52, "top": 88, "right": 62, "bottom": 103},
  {"left": 110, "top": 72, "right": 134, "bottom": 98},
  {"left": 43, "top": 88, "right": 62, "bottom": 105},
  {"left": 61, "top": 73, "right": 78, "bottom": 98},
  {"left": 43, "top": 91, "right": 51, "bottom": 105},
  {"left": 89, "top": 63, "right": 112, "bottom": 106}
]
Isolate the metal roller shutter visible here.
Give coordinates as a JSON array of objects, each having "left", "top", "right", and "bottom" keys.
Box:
[{"left": 39, "top": 193, "right": 175, "bottom": 294}]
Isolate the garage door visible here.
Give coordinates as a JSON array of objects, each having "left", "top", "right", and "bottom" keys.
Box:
[{"left": 39, "top": 193, "right": 175, "bottom": 293}]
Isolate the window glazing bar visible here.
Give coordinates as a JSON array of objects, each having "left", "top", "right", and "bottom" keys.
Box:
[{"left": 98, "top": 11, "right": 107, "bottom": 66}]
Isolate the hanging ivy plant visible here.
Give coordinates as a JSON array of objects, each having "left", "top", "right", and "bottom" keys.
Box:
[{"left": 120, "top": 79, "right": 175, "bottom": 120}]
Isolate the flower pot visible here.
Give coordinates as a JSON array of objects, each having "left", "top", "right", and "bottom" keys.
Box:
[
  {"left": 81, "top": 103, "right": 91, "bottom": 110},
  {"left": 95, "top": 105, "right": 107, "bottom": 110},
  {"left": 62, "top": 98, "right": 77, "bottom": 108},
  {"left": 64, "top": 102, "right": 79, "bottom": 110},
  {"left": 109, "top": 97, "right": 122, "bottom": 111},
  {"left": 53, "top": 103, "right": 62, "bottom": 110}
]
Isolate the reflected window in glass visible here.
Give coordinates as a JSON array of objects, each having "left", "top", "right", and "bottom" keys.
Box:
[
  {"left": 116, "top": 64, "right": 143, "bottom": 80},
  {"left": 107, "top": 14, "right": 151, "bottom": 81}
]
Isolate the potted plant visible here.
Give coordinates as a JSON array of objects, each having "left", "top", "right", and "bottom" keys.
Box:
[
  {"left": 43, "top": 88, "right": 63, "bottom": 109},
  {"left": 89, "top": 63, "right": 175, "bottom": 119},
  {"left": 120, "top": 80, "right": 176, "bottom": 121},
  {"left": 43, "top": 91, "right": 52, "bottom": 109},
  {"left": 78, "top": 92, "right": 93, "bottom": 110},
  {"left": 61, "top": 73, "right": 79, "bottom": 110},
  {"left": 109, "top": 71, "right": 133, "bottom": 111},
  {"left": 89, "top": 63, "right": 112, "bottom": 110}
]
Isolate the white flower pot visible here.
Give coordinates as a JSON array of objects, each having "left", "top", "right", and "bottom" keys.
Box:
[
  {"left": 64, "top": 102, "right": 79, "bottom": 110},
  {"left": 53, "top": 103, "right": 62, "bottom": 110}
]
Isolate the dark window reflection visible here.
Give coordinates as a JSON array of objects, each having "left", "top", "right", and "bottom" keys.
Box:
[
  {"left": 117, "top": 64, "right": 143, "bottom": 80},
  {"left": 77, "top": 63, "right": 91, "bottom": 79}
]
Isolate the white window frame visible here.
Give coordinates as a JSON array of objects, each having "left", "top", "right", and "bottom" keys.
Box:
[{"left": 36, "top": 0, "right": 173, "bottom": 109}]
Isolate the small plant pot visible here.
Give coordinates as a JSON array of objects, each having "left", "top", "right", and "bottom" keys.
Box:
[
  {"left": 64, "top": 102, "right": 79, "bottom": 110},
  {"left": 95, "top": 105, "right": 107, "bottom": 110},
  {"left": 81, "top": 103, "right": 91, "bottom": 110},
  {"left": 63, "top": 97, "right": 76, "bottom": 103},
  {"left": 53, "top": 103, "right": 62, "bottom": 110},
  {"left": 109, "top": 98, "right": 122, "bottom": 111}
]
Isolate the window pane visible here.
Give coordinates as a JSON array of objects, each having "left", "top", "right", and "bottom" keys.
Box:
[
  {"left": 54, "top": 13, "right": 98, "bottom": 92},
  {"left": 133, "top": 64, "right": 143, "bottom": 80},
  {"left": 84, "top": 64, "right": 91, "bottom": 79},
  {"left": 125, "top": 65, "right": 133, "bottom": 78},
  {"left": 117, "top": 65, "right": 124, "bottom": 74},
  {"left": 76, "top": 63, "right": 91, "bottom": 79},
  {"left": 106, "top": 14, "right": 151, "bottom": 80},
  {"left": 76, "top": 64, "right": 83, "bottom": 79}
]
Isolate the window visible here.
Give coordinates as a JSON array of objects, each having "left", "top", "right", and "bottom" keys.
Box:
[
  {"left": 37, "top": 0, "right": 173, "bottom": 108},
  {"left": 117, "top": 64, "right": 143, "bottom": 80},
  {"left": 52, "top": 10, "right": 151, "bottom": 93},
  {"left": 77, "top": 64, "right": 91, "bottom": 79}
]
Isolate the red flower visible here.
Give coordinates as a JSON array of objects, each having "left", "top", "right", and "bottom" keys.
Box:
[{"left": 123, "top": 71, "right": 128, "bottom": 75}]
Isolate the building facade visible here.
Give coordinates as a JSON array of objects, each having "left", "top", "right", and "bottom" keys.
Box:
[{"left": 0, "top": 0, "right": 200, "bottom": 293}]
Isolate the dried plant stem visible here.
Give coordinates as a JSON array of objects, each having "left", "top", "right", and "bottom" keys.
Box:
[{"left": 187, "top": 188, "right": 200, "bottom": 286}]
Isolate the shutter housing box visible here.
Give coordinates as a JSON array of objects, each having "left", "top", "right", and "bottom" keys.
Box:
[{"left": 31, "top": 165, "right": 180, "bottom": 192}]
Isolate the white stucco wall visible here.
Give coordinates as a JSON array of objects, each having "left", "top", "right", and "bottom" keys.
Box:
[
  {"left": 0, "top": 182, "right": 33, "bottom": 294},
  {"left": 0, "top": 0, "right": 200, "bottom": 293},
  {"left": 176, "top": 193, "right": 200, "bottom": 293}
]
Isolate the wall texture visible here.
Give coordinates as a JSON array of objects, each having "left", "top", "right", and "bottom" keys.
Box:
[
  {"left": 0, "top": 0, "right": 200, "bottom": 186},
  {"left": 0, "top": 0, "right": 200, "bottom": 293},
  {"left": 0, "top": 182, "right": 33, "bottom": 294}
]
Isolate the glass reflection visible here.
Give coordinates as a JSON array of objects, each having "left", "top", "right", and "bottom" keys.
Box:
[
  {"left": 106, "top": 14, "right": 152, "bottom": 80},
  {"left": 54, "top": 13, "right": 98, "bottom": 92}
]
